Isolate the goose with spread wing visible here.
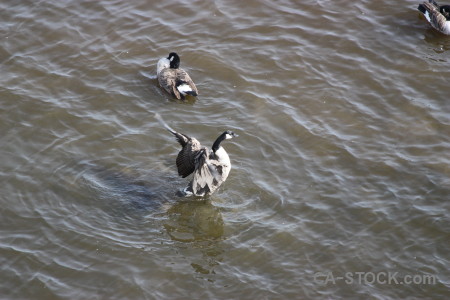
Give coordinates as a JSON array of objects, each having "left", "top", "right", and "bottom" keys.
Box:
[
  {"left": 157, "top": 115, "right": 238, "bottom": 196},
  {"left": 157, "top": 52, "right": 199, "bottom": 100},
  {"left": 418, "top": 0, "right": 450, "bottom": 35}
]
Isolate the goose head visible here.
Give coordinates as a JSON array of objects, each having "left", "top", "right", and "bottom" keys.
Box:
[
  {"left": 167, "top": 52, "right": 181, "bottom": 69},
  {"left": 212, "top": 130, "right": 238, "bottom": 153},
  {"left": 223, "top": 130, "right": 238, "bottom": 140}
]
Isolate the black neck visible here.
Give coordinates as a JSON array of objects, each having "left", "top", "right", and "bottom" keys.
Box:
[{"left": 212, "top": 133, "right": 227, "bottom": 153}]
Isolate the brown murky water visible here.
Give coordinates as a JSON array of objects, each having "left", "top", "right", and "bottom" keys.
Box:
[{"left": 1, "top": 0, "right": 449, "bottom": 299}]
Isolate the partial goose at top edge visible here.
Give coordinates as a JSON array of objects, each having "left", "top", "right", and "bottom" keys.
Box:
[
  {"left": 418, "top": 0, "right": 450, "bottom": 35},
  {"left": 156, "top": 52, "right": 199, "bottom": 100}
]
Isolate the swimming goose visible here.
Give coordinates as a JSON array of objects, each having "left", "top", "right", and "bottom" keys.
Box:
[
  {"left": 156, "top": 114, "right": 237, "bottom": 196},
  {"left": 418, "top": 0, "right": 450, "bottom": 35},
  {"left": 156, "top": 52, "right": 199, "bottom": 100}
]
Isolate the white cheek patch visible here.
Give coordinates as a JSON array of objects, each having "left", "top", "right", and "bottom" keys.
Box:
[{"left": 225, "top": 134, "right": 233, "bottom": 139}]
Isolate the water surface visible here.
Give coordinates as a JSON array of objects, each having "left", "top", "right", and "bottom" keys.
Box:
[{"left": 1, "top": 0, "right": 449, "bottom": 299}]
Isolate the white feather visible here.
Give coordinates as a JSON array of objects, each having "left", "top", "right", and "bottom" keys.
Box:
[
  {"left": 182, "top": 186, "right": 193, "bottom": 196},
  {"left": 424, "top": 11, "right": 431, "bottom": 23},
  {"left": 157, "top": 57, "right": 170, "bottom": 75},
  {"left": 444, "top": 21, "right": 450, "bottom": 35},
  {"left": 214, "top": 147, "right": 231, "bottom": 171},
  {"left": 177, "top": 84, "right": 193, "bottom": 95}
]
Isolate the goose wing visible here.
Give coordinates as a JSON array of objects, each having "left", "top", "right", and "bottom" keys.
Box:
[
  {"left": 158, "top": 68, "right": 198, "bottom": 99},
  {"left": 420, "top": 1, "right": 449, "bottom": 32},
  {"left": 175, "top": 69, "right": 198, "bottom": 96},
  {"left": 175, "top": 137, "right": 204, "bottom": 178},
  {"left": 190, "top": 150, "right": 223, "bottom": 196},
  {"left": 158, "top": 69, "right": 182, "bottom": 99}
]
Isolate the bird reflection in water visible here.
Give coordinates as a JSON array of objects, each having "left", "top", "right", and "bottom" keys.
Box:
[
  {"left": 78, "top": 161, "right": 226, "bottom": 276},
  {"left": 164, "top": 199, "right": 225, "bottom": 277}
]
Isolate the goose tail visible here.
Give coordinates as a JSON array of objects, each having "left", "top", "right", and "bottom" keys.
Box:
[
  {"left": 418, "top": 0, "right": 440, "bottom": 14},
  {"left": 418, "top": 1, "right": 436, "bottom": 22},
  {"left": 176, "top": 79, "right": 198, "bottom": 97}
]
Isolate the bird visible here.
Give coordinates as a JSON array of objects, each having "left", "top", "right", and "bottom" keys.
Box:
[
  {"left": 156, "top": 52, "right": 199, "bottom": 100},
  {"left": 155, "top": 114, "right": 238, "bottom": 197},
  {"left": 418, "top": 0, "right": 450, "bottom": 35}
]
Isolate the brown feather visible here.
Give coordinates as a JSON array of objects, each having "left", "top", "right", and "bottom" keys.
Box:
[
  {"left": 158, "top": 68, "right": 198, "bottom": 100},
  {"left": 175, "top": 137, "right": 204, "bottom": 178},
  {"left": 422, "top": 2, "right": 450, "bottom": 33}
]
